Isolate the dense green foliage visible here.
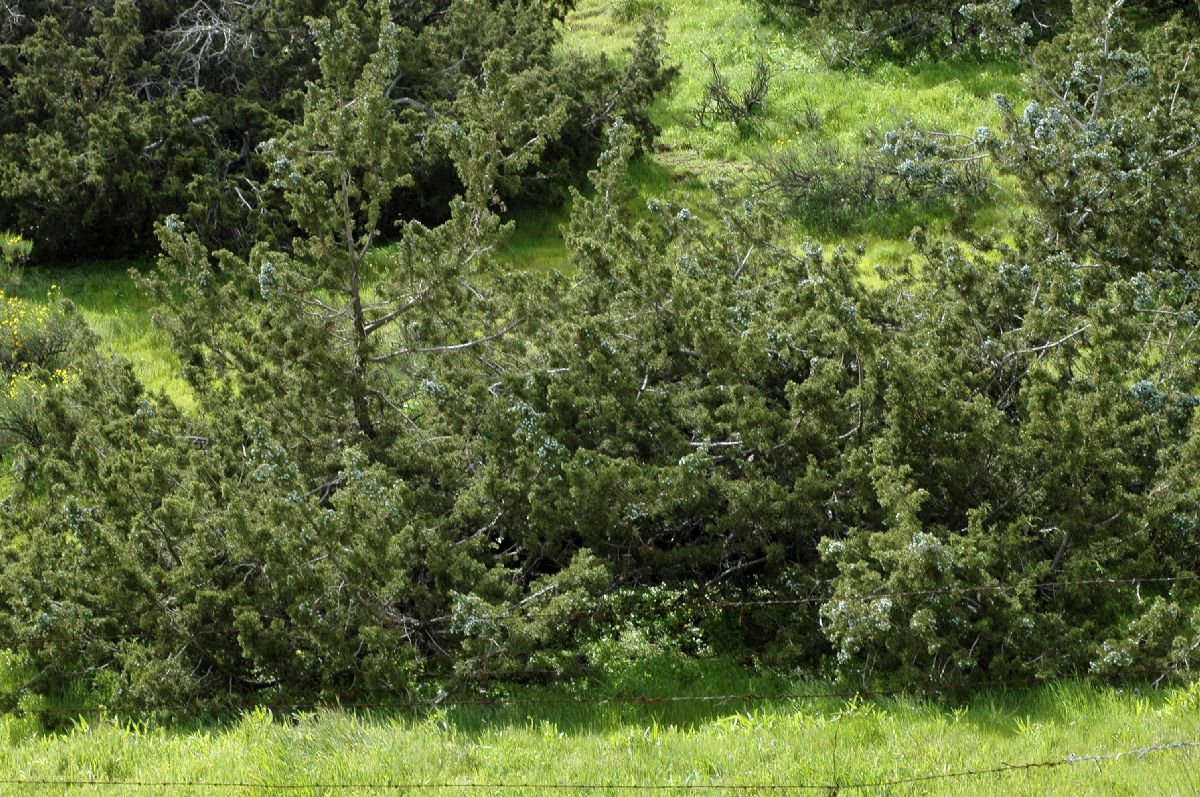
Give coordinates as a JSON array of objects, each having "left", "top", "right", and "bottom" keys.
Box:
[
  {"left": 992, "top": 3, "right": 1200, "bottom": 274},
  {"left": 0, "top": 0, "right": 671, "bottom": 261},
  {"left": 767, "top": 0, "right": 1197, "bottom": 66},
  {"left": 0, "top": 0, "right": 1197, "bottom": 708},
  {"left": 767, "top": 0, "right": 1068, "bottom": 65}
]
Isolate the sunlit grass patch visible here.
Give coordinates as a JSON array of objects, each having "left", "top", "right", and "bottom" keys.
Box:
[
  {"left": 15, "top": 261, "right": 190, "bottom": 405},
  {"left": 500, "top": 204, "right": 573, "bottom": 271},
  {"left": 559, "top": 0, "right": 1033, "bottom": 272}
]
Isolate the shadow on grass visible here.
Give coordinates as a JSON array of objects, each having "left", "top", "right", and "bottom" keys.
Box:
[
  {"left": 15, "top": 259, "right": 155, "bottom": 315},
  {"left": 8, "top": 651, "right": 1191, "bottom": 742},
  {"left": 783, "top": 194, "right": 989, "bottom": 244},
  {"left": 498, "top": 154, "right": 681, "bottom": 273},
  {"left": 896, "top": 55, "right": 1026, "bottom": 102}
]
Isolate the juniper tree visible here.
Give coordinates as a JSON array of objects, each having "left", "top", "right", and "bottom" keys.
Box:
[
  {"left": 992, "top": 0, "right": 1200, "bottom": 275},
  {"left": 0, "top": 2, "right": 602, "bottom": 704},
  {"left": 471, "top": 125, "right": 874, "bottom": 594},
  {"left": 2, "top": 0, "right": 1199, "bottom": 704},
  {"left": 817, "top": 3, "right": 1200, "bottom": 677},
  {"left": 0, "top": 0, "right": 673, "bottom": 260}
]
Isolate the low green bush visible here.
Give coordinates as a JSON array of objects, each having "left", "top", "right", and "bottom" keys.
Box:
[
  {"left": 760, "top": 122, "right": 994, "bottom": 229},
  {"left": 0, "top": 232, "right": 31, "bottom": 290}
]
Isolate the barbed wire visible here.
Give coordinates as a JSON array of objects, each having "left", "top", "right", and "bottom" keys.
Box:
[
  {"left": 0, "top": 572, "right": 1193, "bottom": 718},
  {"left": 9, "top": 573, "right": 1197, "bottom": 648},
  {"left": 0, "top": 664, "right": 1192, "bottom": 718},
  {"left": 0, "top": 739, "right": 1193, "bottom": 792},
  {"left": 1063, "top": 740, "right": 1200, "bottom": 766},
  {"left": 836, "top": 740, "right": 1200, "bottom": 791}
]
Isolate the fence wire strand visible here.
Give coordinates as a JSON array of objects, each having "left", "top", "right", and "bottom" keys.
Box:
[
  {"left": 9, "top": 573, "right": 1197, "bottom": 648},
  {"left": 0, "top": 666, "right": 1194, "bottom": 718},
  {"left": 0, "top": 740, "right": 1194, "bottom": 792},
  {"left": 0, "top": 574, "right": 1196, "bottom": 792}
]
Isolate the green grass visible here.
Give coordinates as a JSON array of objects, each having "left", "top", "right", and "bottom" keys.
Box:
[
  {"left": 15, "top": 261, "right": 189, "bottom": 405},
  {"left": 499, "top": 204, "right": 573, "bottom": 271},
  {"left": 503, "top": 0, "right": 1033, "bottom": 271},
  {"left": 0, "top": 671, "right": 1196, "bottom": 795}
]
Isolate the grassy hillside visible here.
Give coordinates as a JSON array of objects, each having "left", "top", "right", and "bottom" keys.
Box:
[{"left": 556, "top": 0, "right": 1028, "bottom": 267}]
